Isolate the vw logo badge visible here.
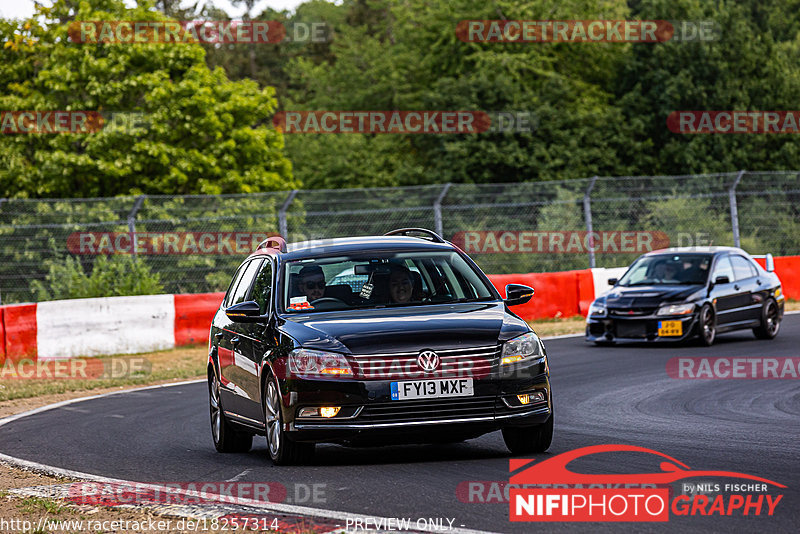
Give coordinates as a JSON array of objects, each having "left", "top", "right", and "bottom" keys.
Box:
[{"left": 417, "top": 350, "right": 440, "bottom": 372}]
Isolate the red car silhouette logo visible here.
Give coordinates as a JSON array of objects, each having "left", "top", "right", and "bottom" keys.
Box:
[{"left": 510, "top": 444, "right": 785, "bottom": 487}]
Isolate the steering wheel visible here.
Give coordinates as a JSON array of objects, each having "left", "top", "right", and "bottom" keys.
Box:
[{"left": 310, "top": 297, "right": 347, "bottom": 306}]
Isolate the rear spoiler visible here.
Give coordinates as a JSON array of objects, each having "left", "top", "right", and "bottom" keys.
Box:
[{"left": 751, "top": 253, "right": 775, "bottom": 273}]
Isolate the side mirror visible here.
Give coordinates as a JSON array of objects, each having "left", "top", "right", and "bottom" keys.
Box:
[
  {"left": 505, "top": 284, "right": 534, "bottom": 307},
  {"left": 714, "top": 275, "right": 730, "bottom": 285},
  {"left": 765, "top": 253, "right": 775, "bottom": 273},
  {"left": 225, "top": 300, "right": 265, "bottom": 322},
  {"left": 607, "top": 278, "right": 618, "bottom": 286}
]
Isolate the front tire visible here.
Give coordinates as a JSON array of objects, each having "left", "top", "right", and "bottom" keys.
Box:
[
  {"left": 502, "top": 414, "right": 553, "bottom": 454},
  {"left": 209, "top": 371, "right": 253, "bottom": 453},
  {"left": 753, "top": 298, "right": 781, "bottom": 339},
  {"left": 699, "top": 304, "right": 716, "bottom": 346},
  {"left": 264, "top": 377, "right": 315, "bottom": 465}
]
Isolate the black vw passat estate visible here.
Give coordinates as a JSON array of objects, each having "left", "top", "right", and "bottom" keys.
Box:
[
  {"left": 208, "top": 228, "right": 552, "bottom": 464},
  {"left": 586, "top": 247, "right": 783, "bottom": 346}
]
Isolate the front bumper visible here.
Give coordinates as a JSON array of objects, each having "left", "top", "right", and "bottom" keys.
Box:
[
  {"left": 585, "top": 311, "right": 700, "bottom": 343},
  {"left": 281, "top": 363, "right": 551, "bottom": 443}
]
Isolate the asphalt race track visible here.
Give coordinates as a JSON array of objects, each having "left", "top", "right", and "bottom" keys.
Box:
[{"left": 2, "top": 316, "right": 799, "bottom": 533}]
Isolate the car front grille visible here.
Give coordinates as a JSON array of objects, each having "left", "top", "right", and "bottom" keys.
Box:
[
  {"left": 608, "top": 307, "right": 657, "bottom": 316},
  {"left": 357, "top": 396, "right": 499, "bottom": 425},
  {"left": 348, "top": 345, "right": 501, "bottom": 380},
  {"left": 615, "top": 321, "right": 648, "bottom": 338}
]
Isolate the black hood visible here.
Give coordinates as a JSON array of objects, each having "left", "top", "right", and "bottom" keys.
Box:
[
  {"left": 278, "top": 302, "right": 528, "bottom": 354},
  {"left": 603, "top": 285, "right": 703, "bottom": 308}
]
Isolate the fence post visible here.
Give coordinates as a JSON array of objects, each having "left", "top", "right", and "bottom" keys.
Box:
[
  {"left": 279, "top": 189, "right": 299, "bottom": 240},
  {"left": 729, "top": 170, "right": 745, "bottom": 248},
  {"left": 583, "top": 176, "right": 598, "bottom": 268},
  {"left": 127, "top": 195, "right": 146, "bottom": 257},
  {"left": 433, "top": 183, "right": 452, "bottom": 238}
]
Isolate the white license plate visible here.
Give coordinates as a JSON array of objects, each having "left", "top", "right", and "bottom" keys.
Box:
[{"left": 390, "top": 378, "right": 474, "bottom": 401}]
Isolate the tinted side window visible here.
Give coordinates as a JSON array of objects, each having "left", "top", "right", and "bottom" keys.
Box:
[
  {"left": 731, "top": 255, "right": 756, "bottom": 281},
  {"left": 224, "top": 263, "right": 248, "bottom": 307},
  {"left": 712, "top": 256, "right": 734, "bottom": 282},
  {"left": 251, "top": 260, "right": 274, "bottom": 315},
  {"left": 230, "top": 260, "right": 262, "bottom": 305}
]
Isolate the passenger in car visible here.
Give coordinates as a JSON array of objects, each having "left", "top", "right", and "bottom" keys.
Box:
[
  {"left": 297, "top": 265, "right": 326, "bottom": 301},
  {"left": 388, "top": 264, "right": 415, "bottom": 304},
  {"left": 663, "top": 262, "right": 679, "bottom": 281}
]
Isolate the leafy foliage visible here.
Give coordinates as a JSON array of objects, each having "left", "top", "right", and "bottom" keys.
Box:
[
  {"left": 30, "top": 254, "right": 164, "bottom": 301},
  {"left": 0, "top": 0, "right": 294, "bottom": 198}
]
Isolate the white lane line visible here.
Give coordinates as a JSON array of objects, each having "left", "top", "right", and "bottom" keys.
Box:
[
  {"left": 226, "top": 468, "right": 252, "bottom": 482},
  {"left": 0, "top": 380, "right": 497, "bottom": 534},
  {"left": 540, "top": 333, "right": 584, "bottom": 340}
]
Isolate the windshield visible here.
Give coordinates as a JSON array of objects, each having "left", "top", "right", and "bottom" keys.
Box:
[
  {"left": 282, "top": 251, "right": 496, "bottom": 313},
  {"left": 617, "top": 254, "right": 712, "bottom": 286}
]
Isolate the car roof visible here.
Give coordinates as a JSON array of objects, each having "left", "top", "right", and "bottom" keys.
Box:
[
  {"left": 646, "top": 246, "right": 745, "bottom": 256},
  {"left": 249, "top": 235, "right": 456, "bottom": 262}
]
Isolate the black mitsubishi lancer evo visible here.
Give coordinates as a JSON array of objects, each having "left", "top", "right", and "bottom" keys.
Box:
[
  {"left": 586, "top": 247, "right": 783, "bottom": 346},
  {"left": 207, "top": 228, "right": 552, "bottom": 464}
]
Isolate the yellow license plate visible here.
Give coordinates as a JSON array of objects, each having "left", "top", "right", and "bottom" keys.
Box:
[{"left": 658, "top": 320, "right": 683, "bottom": 337}]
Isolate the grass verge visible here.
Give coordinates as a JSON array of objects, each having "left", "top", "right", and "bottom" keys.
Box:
[{"left": 0, "top": 346, "right": 207, "bottom": 402}]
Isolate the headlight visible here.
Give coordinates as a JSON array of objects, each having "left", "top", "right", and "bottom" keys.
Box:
[
  {"left": 588, "top": 302, "right": 606, "bottom": 316},
  {"left": 501, "top": 332, "right": 544, "bottom": 365},
  {"left": 288, "top": 349, "right": 353, "bottom": 377},
  {"left": 656, "top": 303, "right": 695, "bottom": 316}
]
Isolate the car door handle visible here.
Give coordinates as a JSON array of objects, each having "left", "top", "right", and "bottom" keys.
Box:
[
  {"left": 756, "top": 279, "right": 762, "bottom": 285},
  {"left": 231, "top": 336, "right": 240, "bottom": 345},
  {"left": 734, "top": 284, "right": 740, "bottom": 290},
  {"left": 214, "top": 332, "right": 223, "bottom": 339}
]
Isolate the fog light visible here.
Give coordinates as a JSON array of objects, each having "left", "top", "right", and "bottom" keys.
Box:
[
  {"left": 319, "top": 407, "right": 340, "bottom": 418},
  {"left": 297, "top": 406, "right": 341, "bottom": 419},
  {"left": 517, "top": 391, "right": 546, "bottom": 406},
  {"left": 530, "top": 391, "right": 546, "bottom": 402},
  {"left": 298, "top": 406, "right": 341, "bottom": 418}
]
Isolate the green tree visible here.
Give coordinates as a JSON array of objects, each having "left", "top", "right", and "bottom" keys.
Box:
[
  {"left": 619, "top": 0, "right": 800, "bottom": 175},
  {"left": 0, "top": 0, "right": 294, "bottom": 198},
  {"left": 30, "top": 254, "right": 164, "bottom": 301},
  {"left": 285, "top": 0, "right": 649, "bottom": 187}
]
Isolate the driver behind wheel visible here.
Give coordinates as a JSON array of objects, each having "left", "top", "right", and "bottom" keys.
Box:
[
  {"left": 297, "top": 264, "right": 326, "bottom": 301},
  {"left": 389, "top": 264, "right": 414, "bottom": 304}
]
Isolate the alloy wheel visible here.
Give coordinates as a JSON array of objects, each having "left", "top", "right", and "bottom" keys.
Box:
[
  {"left": 702, "top": 306, "right": 715, "bottom": 345},
  {"left": 209, "top": 374, "right": 221, "bottom": 444},
  {"left": 765, "top": 300, "right": 780, "bottom": 336},
  {"left": 265, "top": 381, "right": 281, "bottom": 457}
]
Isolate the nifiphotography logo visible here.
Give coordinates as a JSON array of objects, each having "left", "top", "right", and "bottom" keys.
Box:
[{"left": 509, "top": 444, "right": 785, "bottom": 522}]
